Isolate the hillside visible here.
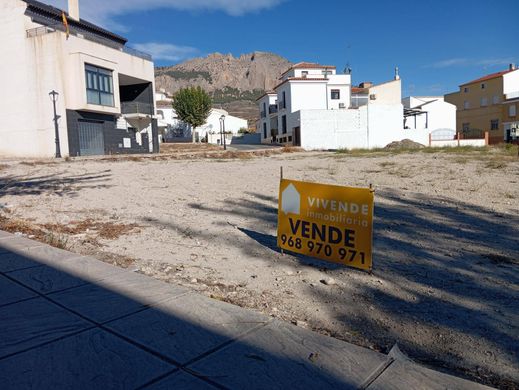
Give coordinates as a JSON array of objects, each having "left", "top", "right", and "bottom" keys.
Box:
[{"left": 155, "top": 52, "right": 292, "bottom": 125}]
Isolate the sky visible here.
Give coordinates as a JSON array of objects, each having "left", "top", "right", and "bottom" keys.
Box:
[{"left": 47, "top": 0, "right": 519, "bottom": 96}]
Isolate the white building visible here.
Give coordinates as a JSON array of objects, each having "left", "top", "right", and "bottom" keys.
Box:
[
  {"left": 156, "top": 105, "right": 248, "bottom": 144},
  {"left": 257, "top": 62, "right": 424, "bottom": 149},
  {"left": 402, "top": 96, "right": 456, "bottom": 132},
  {"left": 0, "top": 0, "right": 158, "bottom": 157}
]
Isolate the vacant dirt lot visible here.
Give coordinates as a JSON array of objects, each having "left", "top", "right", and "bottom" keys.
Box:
[{"left": 1, "top": 146, "right": 518, "bottom": 388}]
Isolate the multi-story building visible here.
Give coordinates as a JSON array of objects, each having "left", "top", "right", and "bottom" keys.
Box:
[
  {"left": 444, "top": 64, "right": 519, "bottom": 143},
  {"left": 0, "top": 0, "right": 159, "bottom": 157},
  {"left": 257, "top": 62, "right": 418, "bottom": 149}
]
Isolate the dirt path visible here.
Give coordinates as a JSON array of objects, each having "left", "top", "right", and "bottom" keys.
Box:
[{"left": 1, "top": 149, "right": 518, "bottom": 388}]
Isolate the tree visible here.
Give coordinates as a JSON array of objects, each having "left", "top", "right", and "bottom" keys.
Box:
[{"left": 172, "top": 87, "right": 212, "bottom": 143}]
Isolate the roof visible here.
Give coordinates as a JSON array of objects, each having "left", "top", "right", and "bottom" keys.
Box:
[
  {"left": 351, "top": 87, "right": 368, "bottom": 94},
  {"left": 274, "top": 77, "right": 329, "bottom": 90},
  {"left": 255, "top": 91, "right": 277, "bottom": 101},
  {"left": 460, "top": 69, "right": 516, "bottom": 87},
  {"left": 23, "top": 0, "right": 127, "bottom": 45},
  {"left": 282, "top": 62, "right": 336, "bottom": 76}
]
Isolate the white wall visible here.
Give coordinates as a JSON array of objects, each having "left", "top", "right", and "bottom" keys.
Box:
[
  {"left": 0, "top": 0, "right": 155, "bottom": 158},
  {"left": 503, "top": 69, "right": 519, "bottom": 95},
  {"left": 431, "top": 139, "right": 486, "bottom": 147},
  {"left": 295, "top": 104, "right": 430, "bottom": 150},
  {"left": 368, "top": 79, "right": 401, "bottom": 104},
  {"left": 403, "top": 97, "right": 456, "bottom": 132}
]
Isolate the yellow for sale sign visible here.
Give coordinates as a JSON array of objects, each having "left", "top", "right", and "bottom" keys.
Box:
[{"left": 277, "top": 179, "right": 374, "bottom": 271}]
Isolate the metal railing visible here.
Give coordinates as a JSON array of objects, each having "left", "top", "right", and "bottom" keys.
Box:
[
  {"left": 260, "top": 111, "right": 266, "bottom": 118},
  {"left": 121, "top": 102, "right": 153, "bottom": 115},
  {"left": 269, "top": 104, "right": 278, "bottom": 114},
  {"left": 26, "top": 24, "right": 152, "bottom": 61}
]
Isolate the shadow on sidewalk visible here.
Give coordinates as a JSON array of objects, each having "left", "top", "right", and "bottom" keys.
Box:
[{"left": 0, "top": 238, "right": 378, "bottom": 389}]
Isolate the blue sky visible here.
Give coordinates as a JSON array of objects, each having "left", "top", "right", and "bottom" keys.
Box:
[{"left": 48, "top": 0, "right": 518, "bottom": 96}]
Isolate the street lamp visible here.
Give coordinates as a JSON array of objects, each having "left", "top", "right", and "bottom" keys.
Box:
[
  {"left": 49, "top": 90, "right": 62, "bottom": 158},
  {"left": 219, "top": 114, "right": 227, "bottom": 150}
]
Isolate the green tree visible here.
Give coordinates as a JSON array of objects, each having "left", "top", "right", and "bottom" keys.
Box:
[{"left": 172, "top": 87, "right": 212, "bottom": 143}]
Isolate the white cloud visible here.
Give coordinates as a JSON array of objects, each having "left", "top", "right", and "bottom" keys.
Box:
[
  {"left": 428, "top": 58, "right": 469, "bottom": 68},
  {"left": 45, "top": 0, "right": 284, "bottom": 27},
  {"left": 428, "top": 57, "right": 517, "bottom": 69},
  {"left": 132, "top": 42, "right": 199, "bottom": 62}
]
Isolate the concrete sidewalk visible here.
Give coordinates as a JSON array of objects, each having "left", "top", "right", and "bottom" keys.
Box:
[{"left": 0, "top": 231, "right": 492, "bottom": 389}]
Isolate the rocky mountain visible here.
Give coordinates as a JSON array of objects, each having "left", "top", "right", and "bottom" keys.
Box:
[{"left": 155, "top": 52, "right": 293, "bottom": 126}]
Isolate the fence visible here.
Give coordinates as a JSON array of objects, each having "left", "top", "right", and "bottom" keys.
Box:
[{"left": 429, "top": 129, "right": 489, "bottom": 147}]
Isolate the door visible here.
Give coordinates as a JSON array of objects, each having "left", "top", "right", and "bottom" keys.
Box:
[
  {"left": 78, "top": 121, "right": 105, "bottom": 156},
  {"left": 293, "top": 127, "right": 301, "bottom": 146}
]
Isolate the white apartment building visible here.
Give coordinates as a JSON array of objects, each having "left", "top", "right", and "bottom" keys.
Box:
[
  {"left": 402, "top": 96, "right": 456, "bottom": 132},
  {"left": 258, "top": 62, "right": 422, "bottom": 149},
  {"left": 0, "top": 0, "right": 158, "bottom": 157}
]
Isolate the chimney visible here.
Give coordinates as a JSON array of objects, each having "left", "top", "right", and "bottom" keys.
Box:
[
  {"left": 510, "top": 63, "right": 516, "bottom": 71},
  {"left": 68, "top": 0, "right": 79, "bottom": 20},
  {"left": 394, "top": 66, "right": 400, "bottom": 80}
]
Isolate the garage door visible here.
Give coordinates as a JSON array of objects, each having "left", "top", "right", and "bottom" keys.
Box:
[{"left": 78, "top": 121, "right": 105, "bottom": 156}]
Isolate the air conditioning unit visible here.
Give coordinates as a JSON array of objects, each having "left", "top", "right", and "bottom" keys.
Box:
[
  {"left": 339, "top": 103, "right": 346, "bottom": 109},
  {"left": 369, "top": 94, "right": 377, "bottom": 100}
]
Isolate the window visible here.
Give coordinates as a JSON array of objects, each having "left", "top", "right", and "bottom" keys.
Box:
[
  {"left": 263, "top": 123, "right": 267, "bottom": 138},
  {"left": 492, "top": 95, "right": 500, "bottom": 104},
  {"left": 463, "top": 100, "right": 470, "bottom": 109},
  {"left": 85, "top": 64, "right": 114, "bottom": 106},
  {"left": 462, "top": 123, "right": 470, "bottom": 131},
  {"left": 463, "top": 87, "right": 469, "bottom": 93},
  {"left": 331, "top": 89, "right": 340, "bottom": 100},
  {"left": 490, "top": 119, "right": 499, "bottom": 130},
  {"left": 481, "top": 83, "right": 486, "bottom": 89},
  {"left": 509, "top": 104, "right": 517, "bottom": 117},
  {"left": 480, "top": 97, "right": 488, "bottom": 107},
  {"left": 281, "top": 91, "right": 286, "bottom": 109},
  {"left": 282, "top": 115, "right": 287, "bottom": 134},
  {"left": 301, "top": 71, "right": 308, "bottom": 77},
  {"left": 288, "top": 136, "right": 292, "bottom": 142}
]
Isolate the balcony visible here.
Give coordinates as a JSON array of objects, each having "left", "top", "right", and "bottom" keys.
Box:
[
  {"left": 260, "top": 111, "right": 267, "bottom": 118},
  {"left": 269, "top": 104, "right": 278, "bottom": 114},
  {"left": 121, "top": 102, "right": 154, "bottom": 117}
]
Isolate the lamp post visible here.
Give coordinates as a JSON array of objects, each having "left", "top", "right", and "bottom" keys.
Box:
[
  {"left": 219, "top": 114, "right": 227, "bottom": 150},
  {"left": 49, "top": 90, "right": 62, "bottom": 158}
]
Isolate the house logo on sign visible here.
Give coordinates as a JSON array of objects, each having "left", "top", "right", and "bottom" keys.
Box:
[{"left": 281, "top": 184, "right": 300, "bottom": 215}]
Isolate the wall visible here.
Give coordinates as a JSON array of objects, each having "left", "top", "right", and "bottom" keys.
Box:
[
  {"left": 368, "top": 79, "right": 401, "bottom": 104},
  {"left": 431, "top": 139, "right": 486, "bottom": 147},
  {"left": 403, "top": 98, "right": 456, "bottom": 132},
  {"left": 296, "top": 104, "right": 430, "bottom": 150},
  {"left": 503, "top": 69, "right": 519, "bottom": 95}
]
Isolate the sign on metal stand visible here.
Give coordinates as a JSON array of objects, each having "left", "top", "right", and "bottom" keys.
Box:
[{"left": 277, "top": 173, "right": 374, "bottom": 271}]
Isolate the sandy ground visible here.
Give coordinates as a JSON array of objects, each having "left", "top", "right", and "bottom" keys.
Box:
[{"left": 1, "top": 148, "right": 518, "bottom": 388}]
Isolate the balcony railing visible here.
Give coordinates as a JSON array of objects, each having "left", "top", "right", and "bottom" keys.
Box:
[
  {"left": 269, "top": 104, "right": 278, "bottom": 114},
  {"left": 260, "top": 111, "right": 266, "bottom": 118},
  {"left": 26, "top": 25, "right": 152, "bottom": 61},
  {"left": 121, "top": 102, "right": 154, "bottom": 115}
]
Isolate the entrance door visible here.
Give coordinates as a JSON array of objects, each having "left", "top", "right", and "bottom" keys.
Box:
[
  {"left": 78, "top": 121, "right": 105, "bottom": 156},
  {"left": 293, "top": 127, "right": 301, "bottom": 146}
]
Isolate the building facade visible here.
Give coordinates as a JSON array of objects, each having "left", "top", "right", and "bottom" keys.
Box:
[
  {"left": 444, "top": 65, "right": 519, "bottom": 143},
  {"left": 157, "top": 106, "right": 248, "bottom": 144},
  {"left": 0, "top": 0, "right": 159, "bottom": 158},
  {"left": 257, "top": 62, "right": 418, "bottom": 149}
]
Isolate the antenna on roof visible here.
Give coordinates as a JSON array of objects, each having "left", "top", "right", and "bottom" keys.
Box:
[{"left": 344, "top": 62, "right": 352, "bottom": 75}]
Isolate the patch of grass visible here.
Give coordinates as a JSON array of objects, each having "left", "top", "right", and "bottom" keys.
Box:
[
  {"left": 379, "top": 161, "right": 396, "bottom": 168},
  {"left": 485, "top": 159, "right": 507, "bottom": 169}
]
